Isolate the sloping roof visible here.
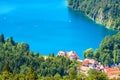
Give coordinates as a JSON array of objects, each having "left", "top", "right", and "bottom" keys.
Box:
[
  {"left": 67, "top": 51, "right": 79, "bottom": 59},
  {"left": 83, "top": 59, "right": 97, "bottom": 66},
  {"left": 58, "top": 51, "right": 67, "bottom": 56},
  {"left": 104, "top": 67, "right": 120, "bottom": 79},
  {"left": 105, "top": 67, "right": 120, "bottom": 73}
]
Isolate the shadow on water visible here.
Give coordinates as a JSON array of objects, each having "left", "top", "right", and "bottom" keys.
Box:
[{"left": 67, "top": 7, "right": 118, "bottom": 37}]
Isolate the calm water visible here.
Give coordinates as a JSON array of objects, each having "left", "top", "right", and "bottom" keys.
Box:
[{"left": 0, "top": 0, "right": 117, "bottom": 59}]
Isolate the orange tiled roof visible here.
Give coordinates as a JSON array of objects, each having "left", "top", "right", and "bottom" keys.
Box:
[
  {"left": 104, "top": 67, "right": 120, "bottom": 79},
  {"left": 83, "top": 59, "right": 96, "bottom": 66},
  {"left": 105, "top": 67, "right": 120, "bottom": 72},
  {"left": 83, "top": 60, "right": 89, "bottom": 66}
]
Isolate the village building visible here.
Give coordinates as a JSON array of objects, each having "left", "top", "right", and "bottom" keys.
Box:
[
  {"left": 58, "top": 51, "right": 67, "bottom": 56},
  {"left": 67, "top": 51, "right": 79, "bottom": 60},
  {"left": 82, "top": 59, "right": 98, "bottom": 69},
  {"left": 58, "top": 51, "right": 79, "bottom": 60},
  {"left": 58, "top": 51, "right": 120, "bottom": 79},
  {"left": 104, "top": 67, "right": 120, "bottom": 79}
]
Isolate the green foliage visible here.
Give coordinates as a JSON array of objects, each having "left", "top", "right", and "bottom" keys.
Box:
[
  {"left": 67, "top": 0, "right": 120, "bottom": 30},
  {"left": 2, "top": 63, "right": 12, "bottom": 73},
  {"left": 0, "top": 71, "right": 13, "bottom": 80},
  {"left": 84, "top": 48, "right": 93, "bottom": 58},
  {"left": 0, "top": 34, "right": 79, "bottom": 79},
  {"left": 68, "top": 67, "right": 77, "bottom": 79},
  {"left": 0, "top": 34, "right": 5, "bottom": 43},
  {"left": 0, "top": 34, "right": 108, "bottom": 80},
  {"left": 26, "top": 67, "right": 38, "bottom": 80},
  {"left": 84, "top": 32, "right": 120, "bottom": 65},
  {"left": 87, "top": 69, "right": 108, "bottom": 80}
]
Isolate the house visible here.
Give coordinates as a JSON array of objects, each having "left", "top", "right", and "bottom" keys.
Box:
[
  {"left": 82, "top": 59, "right": 98, "bottom": 69},
  {"left": 58, "top": 51, "right": 67, "bottom": 56},
  {"left": 67, "top": 51, "right": 79, "bottom": 60},
  {"left": 95, "top": 65, "right": 104, "bottom": 71},
  {"left": 104, "top": 67, "right": 120, "bottom": 79},
  {"left": 58, "top": 51, "right": 80, "bottom": 60}
]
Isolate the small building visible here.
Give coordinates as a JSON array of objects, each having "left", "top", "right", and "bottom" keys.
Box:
[
  {"left": 104, "top": 67, "right": 120, "bottom": 79},
  {"left": 67, "top": 51, "right": 79, "bottom": 60},
  {"left": 57, "top": 51, "right": 80, "bottom": 60},
  {"left": 82, "top": 59, "right": 98, "bottom": 69},
  {"left": 95, "top": 65, "right": 104, "bottom": 71},
  {"left": 58, "top": 51, "right": 67, "bottom": 56}
]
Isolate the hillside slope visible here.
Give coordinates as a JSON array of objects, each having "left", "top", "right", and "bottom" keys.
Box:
[
  {"left": 67, "top": 0, "right": 120, "bottom": 30},
  {"left": 0, "top": 34, "right": 108, "bottom": 80},
  {"left": 84, "top": 32, "right": 120, "bottom": 65}
]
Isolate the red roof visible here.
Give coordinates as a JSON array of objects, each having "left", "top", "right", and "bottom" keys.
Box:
[
  {"left": 105, "top": 67, "right": 120, "bottom": 72},
  {"left": 83, "top": 60, "right": 89, "bottom": 66},
  {"left": 82, "top": 59, "right": 96, "bottom": 66},
  {"left": 104, "top": 67, "right": 120, "bottom": 78}
]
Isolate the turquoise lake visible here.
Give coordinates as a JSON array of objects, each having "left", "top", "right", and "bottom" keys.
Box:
[{"left": 0, "top": 0, "right": 117, "bottom": 59}]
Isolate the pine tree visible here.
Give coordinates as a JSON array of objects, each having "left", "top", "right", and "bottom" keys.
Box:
[{"left": 0, "top": 34, "right": 5, "bottom": 43}]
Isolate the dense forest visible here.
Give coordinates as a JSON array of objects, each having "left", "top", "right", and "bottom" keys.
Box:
[
  {"left": 0, "top": 34, "right": 109, "bottom": 80},
  {"left": 84, "top": 32, "right": 120, "bottom": 66},
  {"left": 67, "top": 0, "right": 120, "bottom": 30}
]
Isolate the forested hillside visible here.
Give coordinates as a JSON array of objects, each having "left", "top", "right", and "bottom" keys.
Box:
[
  {"left": 0, "top": 34, "right": 79, "bottom": 79},
  {"left": 67, "top": 0, "right": 120, "bottom": 30},
  {"left": 0, "top": 34, "right": 108, "bottom": 80},
  {"left": 84, "top": 32, "right": 120, "bottom": 65}
]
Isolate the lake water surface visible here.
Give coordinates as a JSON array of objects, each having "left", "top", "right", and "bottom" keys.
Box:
[{"left": 0, "top": 0, "right": 117, "bottom": 59}]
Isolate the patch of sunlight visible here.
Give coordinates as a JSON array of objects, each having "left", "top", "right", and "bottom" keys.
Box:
[{"left": 0, "top": 5, "right": 15, "bottom": 14}]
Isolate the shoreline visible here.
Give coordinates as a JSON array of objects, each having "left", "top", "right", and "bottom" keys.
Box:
[{"left": 67, "top": 4, "right": 118, "bottom": 32}]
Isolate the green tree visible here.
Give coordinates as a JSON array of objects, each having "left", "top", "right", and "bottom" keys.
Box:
[
  {"left": 87, "top": 69, "right": 108, "bottom": 80},
  {"left": 0, "top": 34, "right": 5, "bottom": 43},
  {"left": 76, "top": 73, "right": 86, "bottom": 80},
  {"left": 21, "top": 43, "right": 29, "bottom": 51},
  {"left": 14, "top": 73, "right": 25, "bottom": 80},
  {"left": 2, "top": 63, "right": 12, "bottom": 73},
  {"left": 84, "top": 48, "right": 93, "bottom": 58},
  {"left": 0, "top": 71, "right": 13, "bottom": 80},
  {"left": 0, "top": 63, "right": 13, "bottom": 80},
  {"left": 26, "top": 67, "right": 38, "bottom": 80},
  {"left": 68, "top": 68, "right": 77, "bottom": 80},
  {"left": 9, "top": 37, "right": 15, "bottom": 46},
  {"left": 54, "top": 73, "right": 61, "bottom": 80},
  {"left": 113, "top": 44, "right": 120, "bottom": 64},
  {"left": 94, "top": 49, "right": 100, "bottom": 60}
]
